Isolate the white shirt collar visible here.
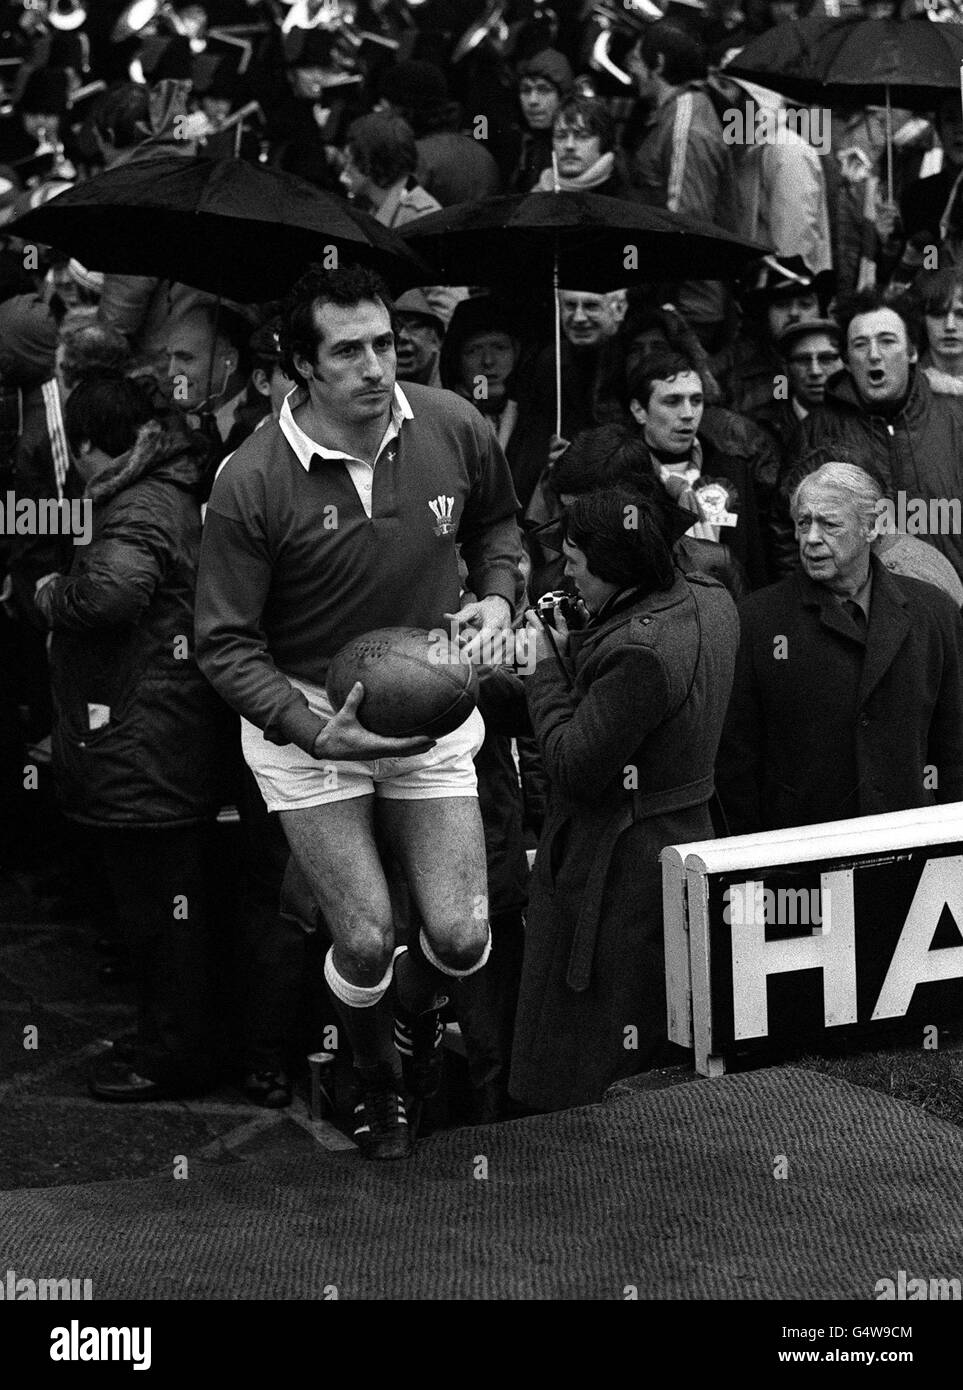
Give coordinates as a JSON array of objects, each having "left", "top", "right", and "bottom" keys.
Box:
[{"left": 279, "top": 382, "right": 413, "bottom": 471}]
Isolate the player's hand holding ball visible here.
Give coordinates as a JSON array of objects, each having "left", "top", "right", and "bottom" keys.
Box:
[
  {"left": 313, "top": 682, "right": 437, "bottom": 761},
  {"left": 322, "top": 626, "right": 479, "bottom": 757}
]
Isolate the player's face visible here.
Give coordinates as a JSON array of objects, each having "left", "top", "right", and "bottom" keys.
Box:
[{"left": 298, "top": 299, "right": 397, "bottom": 426}]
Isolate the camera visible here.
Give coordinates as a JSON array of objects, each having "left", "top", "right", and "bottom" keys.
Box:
[{"left": 536, "top": 590, "right": 583, "bottom": 630}]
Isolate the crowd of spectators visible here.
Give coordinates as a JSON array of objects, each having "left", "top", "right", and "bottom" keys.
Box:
[{"left": 2, "top": 0, "right": 963, "bottom": 1134}]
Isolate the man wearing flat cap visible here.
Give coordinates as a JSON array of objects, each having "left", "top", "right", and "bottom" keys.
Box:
[
  {"left": 749, "top": 317, "right": 844, "bottom": 459},
  {"left": 714, "top": 254, "right": 829, "bottom": 418},
  {"left": 393, "top": 289, "right": 446, "bottom": 389}
]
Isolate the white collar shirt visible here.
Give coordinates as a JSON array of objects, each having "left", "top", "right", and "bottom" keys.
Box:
[{"left": 278, "top": 382, "right": 413, "bottom": 518}]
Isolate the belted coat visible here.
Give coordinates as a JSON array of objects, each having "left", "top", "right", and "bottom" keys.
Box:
[{"left": 509, "top": 571, "right": 738, "bottom": 1112}]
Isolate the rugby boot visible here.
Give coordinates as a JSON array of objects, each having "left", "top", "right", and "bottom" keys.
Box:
[{"left": 352, "top": 1061, "right": 412, "bottom": 1160}]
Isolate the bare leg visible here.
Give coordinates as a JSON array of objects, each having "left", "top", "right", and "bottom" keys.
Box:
[
  {"left": 377, "top": 796, "right": 490, "bottom": 1014},
  {"left": 280, "top": 798, "right": 397, "bottom": 1070},
  {"left": 280, "top": 797, "right": 392, "bottom": 983}
]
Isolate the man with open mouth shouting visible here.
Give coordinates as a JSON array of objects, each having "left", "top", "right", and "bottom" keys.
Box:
[{"left": 779, "top": 288, "right": 963, "bottom": 585}]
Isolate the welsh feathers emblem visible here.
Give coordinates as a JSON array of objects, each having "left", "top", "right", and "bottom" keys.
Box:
[{"left": 428, "top": 494, "right": 456, "bottom": 536}]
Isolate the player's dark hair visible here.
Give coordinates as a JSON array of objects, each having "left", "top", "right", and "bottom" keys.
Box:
[
  {"left": 626, "top": 348, "right": 702, "bottom": 409},
  {"left": 563, "top": 481, "right": 675, "bottom": 593},
  {"left": 65, "top": 375, "right": 155, "bottom": 458},
  {"left": 280, "top": 264, "right": 395, "bottom": 385}
]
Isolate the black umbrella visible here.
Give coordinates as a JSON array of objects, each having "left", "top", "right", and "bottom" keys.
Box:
[
  {"left": 726, "top": 16, "right": 963, "bottom": 201},
  {"left": 8, "top": 155, "right": 429, "bottom": 301},
  {"left": 401, "top": 188, "right": 768, "bottom": 434},
  {"left": 399, "top": 189, "right": 768, "bottom": 294},
  {"left": 728, "top": 15, "right": 963, "bottom": 110},
  {"left": 724, "top": 17, "right": 851, "bottom": 104}
]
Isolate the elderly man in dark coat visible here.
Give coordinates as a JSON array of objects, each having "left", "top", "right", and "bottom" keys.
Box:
[
  {"left": 510, "top": 482, "right": 738, "bottom": 1113},
  {"left": 717, "top": 462, "right": 963, "bottom": 835}
]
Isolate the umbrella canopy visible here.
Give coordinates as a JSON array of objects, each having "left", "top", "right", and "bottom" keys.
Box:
[
  {"left": 399, "top": 191, "right": 769, "bottom": 293},
  {"left": 726, "top": 16, "right": 963, "bottom": 109},
  {"left": 723, "top": 17, "right": 842, "bottom": 104},
  {"left": 8, "top": 156, "right": 429, "bottom": 301}
]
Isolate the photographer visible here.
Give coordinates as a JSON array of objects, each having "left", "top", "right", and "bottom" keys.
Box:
[{"left": 509, "top": 482, "right": 738, "bottom": 1113}]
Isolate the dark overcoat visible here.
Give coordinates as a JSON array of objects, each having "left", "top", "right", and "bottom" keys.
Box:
[
  {"left": 44, "top": 419, "right": 232, "bottom": 828},
  {"left": 509, "top": 571, "right": 738, "bottom": 1112},
  {"left": 716, "top": 557, "right": 963, "bottom": 835}
]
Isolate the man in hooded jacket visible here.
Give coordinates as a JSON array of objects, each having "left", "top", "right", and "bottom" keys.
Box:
[{"left": 35, "top": 375, "right": 233, "bottom": 1102}]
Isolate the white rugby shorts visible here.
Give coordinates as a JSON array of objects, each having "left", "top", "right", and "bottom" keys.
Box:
[{"left": 240, "top": 674, "right": 485, "bottom": 812}]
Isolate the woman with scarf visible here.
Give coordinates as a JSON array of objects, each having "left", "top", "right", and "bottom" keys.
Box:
[{"left": 509, "top": 481, "right": 737, "bottom": 1112}]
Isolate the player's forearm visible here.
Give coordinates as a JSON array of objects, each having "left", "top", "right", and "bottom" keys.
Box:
[
  {"left": 461, "top": 515, "right": 524, "bottom": 613},
  {"left": 195, "top": 622, "right": 326, "bottom": 753},
  {"left": 195, "top": 512, "right": 325, "bottom": 753}
]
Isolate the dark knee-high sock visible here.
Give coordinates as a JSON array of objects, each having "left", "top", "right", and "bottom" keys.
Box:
[
  {"left": 327, "top": 991, "right": 402, "bottom": 1077},
  {"left": 394, "top": 933, "right": 450, "bottom": 1018}
]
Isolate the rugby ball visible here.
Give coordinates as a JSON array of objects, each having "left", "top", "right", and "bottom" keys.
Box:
[{"left": 326, "top": 627, "right": 478, "bottom": 739}]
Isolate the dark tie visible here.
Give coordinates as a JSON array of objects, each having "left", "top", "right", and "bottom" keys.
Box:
[{"left": 843, "top": 599, "right": 867, "bottom": 631}]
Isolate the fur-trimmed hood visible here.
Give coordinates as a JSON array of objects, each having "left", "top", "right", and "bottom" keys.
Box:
[{"left": 85, "top": 416, "right": 209, "bottom": 505}]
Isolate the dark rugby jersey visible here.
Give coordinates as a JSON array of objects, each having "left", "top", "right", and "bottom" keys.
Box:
[{"left": 196, "top": 382, "right": 520, "bottom": 753}]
